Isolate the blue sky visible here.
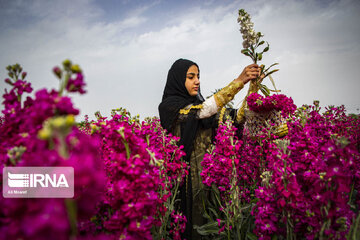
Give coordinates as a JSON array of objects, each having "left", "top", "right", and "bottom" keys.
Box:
[{"left": 1, "top": 0, "right": 359, "bottom": 120}]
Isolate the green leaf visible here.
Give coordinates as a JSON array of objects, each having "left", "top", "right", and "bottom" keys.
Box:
[
  {"left": 242, "top": 51, "right": 252, "bottom": 58},
  {"left": 260, "top": 84, "right": 270, "bottom": 96},
  {"left": 194, "top": 221, "right": 220, "bottom": 235},
  {"left": 258, "top": 40, "right": 265, "bottom": 46},
  {"left": 264, "top": 69, "right": 279, "bottom": 78},
  {"left": 258, "top": 53, "right": 262, "bottom": 61},
  {"left": 208, "top": 207, "right": 220, "bottom": 218},
  {"left": 239, "top": 203, "right": 253, "bottom": 212},
  {"left": 265, "top": 63, "right": 279, "bottom": 72},
  {"left": 259, "top": 65, "right": 265, "bottom": 76},
  {"left": 271, "top": 235, "right": 278, "bottom": 240},
  {"left": 247, "top": 232, "right": 258, "bottom": 240},
  {"left": 263, "top": 46, "right": 269, "bottom": 52},
  {"left": 268, "top": 74, "right": 279, "bottom": 93},
  {"left": 241, "top": 49, "right": 250, "bottom": 54},
  {"left": 211, "top": 184, "right": 220, "bottom": 195},
  {"left": 203, "top": 211, "right": 212, "bottom": 221},
  {"left": 241, "top": 50, "right": 255, "bottom": 62},
  {"left": 250, "top": 44, "right": 255, "bottom": 53}
]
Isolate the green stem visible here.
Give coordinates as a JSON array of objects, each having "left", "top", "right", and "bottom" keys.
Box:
[
  {"left": 170, "top": 179, "right": 180, "bottom": 209},
  {"left": 59, "top": 72, "right": 70, "bottom": 96},
  {"left": 159, "top": 179, "right": 180, "bottom": 239},
  {"left": 59, "top": 135, "right": 69, "bottom": 159},
  {"left": 65, "top": 199, "right": 77, "bottom": 237},
  {"left": 122, "top": 140, "right": 131, "bottom": 159},
  {"left": 352, "top": 213, "right": 360, "bottom": 240},
  {"left": 236, "top": 221, "right": 241, "bottom": 240},
  {"left": 348, "top": 183, "right": 355, "bottom": 205},
  {"left": 227, "top": 221, "right": 231, "bottom": 240}
]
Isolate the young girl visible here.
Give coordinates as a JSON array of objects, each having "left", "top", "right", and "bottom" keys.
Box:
[{"left": 158, "top": 58, "right": 261, "bottom": 239}]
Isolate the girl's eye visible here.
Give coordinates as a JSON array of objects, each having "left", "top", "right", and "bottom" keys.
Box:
[{"left": 187, "top": 77, "right": 193, "bottom": 80}]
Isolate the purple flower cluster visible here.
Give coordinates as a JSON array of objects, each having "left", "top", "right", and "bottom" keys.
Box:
[
  {"left": 81, "top": 113, "right": 187, "bottom": 239},
  {"left": 170, "top": 212, "right": 187, "bottom": 240},
  {"left": 201, "top": 121, "right": 240, "bottom": 193},
  {"left": 1, "top": 63, "right": 188, "bottom": 240},
  {"left": 247, "top": 92, "right": 297, "bottom": 117},
  {"left": 90, "top": 116, "right": 161, "bottom": 240},
  {"left": 253, "top": 106, "right": 360, "bottom": 239},
  {"left": 0, "top": 63, "right": 107, "bottom": 240},
  {"left": 201, "top": 120, "right": 262, "bottom": 237},
  {"left": 139, "top": 117, "right": 187, "bottom": 190},
  {"left": 202, "top": 100, "right": 360, "bottom": 239},
  {"left": 66, "top": 73, "right": 86, "bottom": 94},
  {"left": 201, "top": 120, "right": 270, "bottom": 202},
  {"left": 139, "top": 118, "right": 187, "bottom": 239}
]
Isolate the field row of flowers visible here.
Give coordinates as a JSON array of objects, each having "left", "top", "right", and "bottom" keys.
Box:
[
  {"left": 200, "top": 103, "right": 360, "bottom": 239},
  {"left": 0, "top": 61, "right": 187, "bottom": 240},
  {"left": 1, "top": 61, "right": 360, "bottom": 239}
]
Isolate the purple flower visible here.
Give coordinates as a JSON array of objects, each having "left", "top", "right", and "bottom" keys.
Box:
[{"left": 66, "top": 73, "right": 86, "bottom": 94}]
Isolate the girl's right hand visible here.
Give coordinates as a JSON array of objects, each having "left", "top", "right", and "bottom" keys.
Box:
[{"left": 236, "top": 64, "right": 261, "bottom": 85}]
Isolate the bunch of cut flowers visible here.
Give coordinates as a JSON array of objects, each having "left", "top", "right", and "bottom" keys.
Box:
[
  {"left": 236, "top": 9, "right": 296, "bottom": 138},
  {"left": 247, "top": 92, "right": 296, "bottom": 118}
]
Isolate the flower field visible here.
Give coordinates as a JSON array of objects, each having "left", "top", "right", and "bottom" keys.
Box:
[{"left": 1, "top": 60, "right": 360, "bottom": 240}]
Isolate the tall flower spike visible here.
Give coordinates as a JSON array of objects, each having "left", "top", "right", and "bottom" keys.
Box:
[{"left": 238, "top": 9, "right": 262, "bottom": 48}]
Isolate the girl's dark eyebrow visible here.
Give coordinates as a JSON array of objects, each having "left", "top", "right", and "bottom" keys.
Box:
[{"left": 187, "top": 73, "right": 196, "bottom": 76}]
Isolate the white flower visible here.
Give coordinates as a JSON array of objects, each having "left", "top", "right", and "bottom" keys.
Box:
[
  {"left": 238, "top": 9, "right": 261, "bottom": 49},
  {"left": 242, "top": 40, "right": 250, "bottom": 49}
]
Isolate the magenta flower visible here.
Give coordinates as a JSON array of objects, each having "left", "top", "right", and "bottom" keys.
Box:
[
  {"left": 66, "top": 73, "right": 86, "bottom": 94},
  {"left": 247, "top": 92, "right": 297, "bottom": 117}
]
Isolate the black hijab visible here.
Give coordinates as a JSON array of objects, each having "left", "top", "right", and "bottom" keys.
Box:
[{"left": 159, "top": 59, "right": 202, "bottom": 131}]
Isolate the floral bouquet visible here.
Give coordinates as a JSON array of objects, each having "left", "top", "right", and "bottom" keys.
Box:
[
  {"left": 237, "top": 9, "right": 295, "bottom": 138},
  {"left": 247, "top": 92, "right": 296, "bottom": 116},
  {"left": 245, "top": 92, "right": 296, "bottom": 137}
]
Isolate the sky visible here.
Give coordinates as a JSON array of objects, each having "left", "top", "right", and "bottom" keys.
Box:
[{"left": 0, "top": 0, "right": 359, "bottom": 120}]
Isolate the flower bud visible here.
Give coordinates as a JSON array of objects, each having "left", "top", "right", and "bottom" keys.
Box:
[
  {"left": 90, "top": 124, "right": 99, "bottom": 134},
  {"left": 38, "top": 127, "right": 51, "bottom": 140},
  {"left": 21, "top": 72, "right": 27, "bottom": 79},
  {"left": 5, "top": 78, "right": 13, "bottom": 85},
  {"left": 70, "top": 64, "right": 82, "bottom": 73},
  {"left": 62, "top": 59, "right": 72, "bottom": 68},
  {"left": 51, "top": 116, "right": 66, "bottom": 128},
  {"left": 65, "top": 114, "right": 75, "bottom": 126},
  {"left": 53, "top": 66, "right": 62, "bottom": 79}
]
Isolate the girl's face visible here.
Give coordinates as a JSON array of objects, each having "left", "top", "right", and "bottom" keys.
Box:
[{"left": 185, "top": 65, "right": 200, "bottom": 96}]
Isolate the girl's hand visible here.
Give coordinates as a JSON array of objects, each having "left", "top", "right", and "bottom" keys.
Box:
[{"left": 236, "top": 64, "right": 261, "bottom": 85}]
